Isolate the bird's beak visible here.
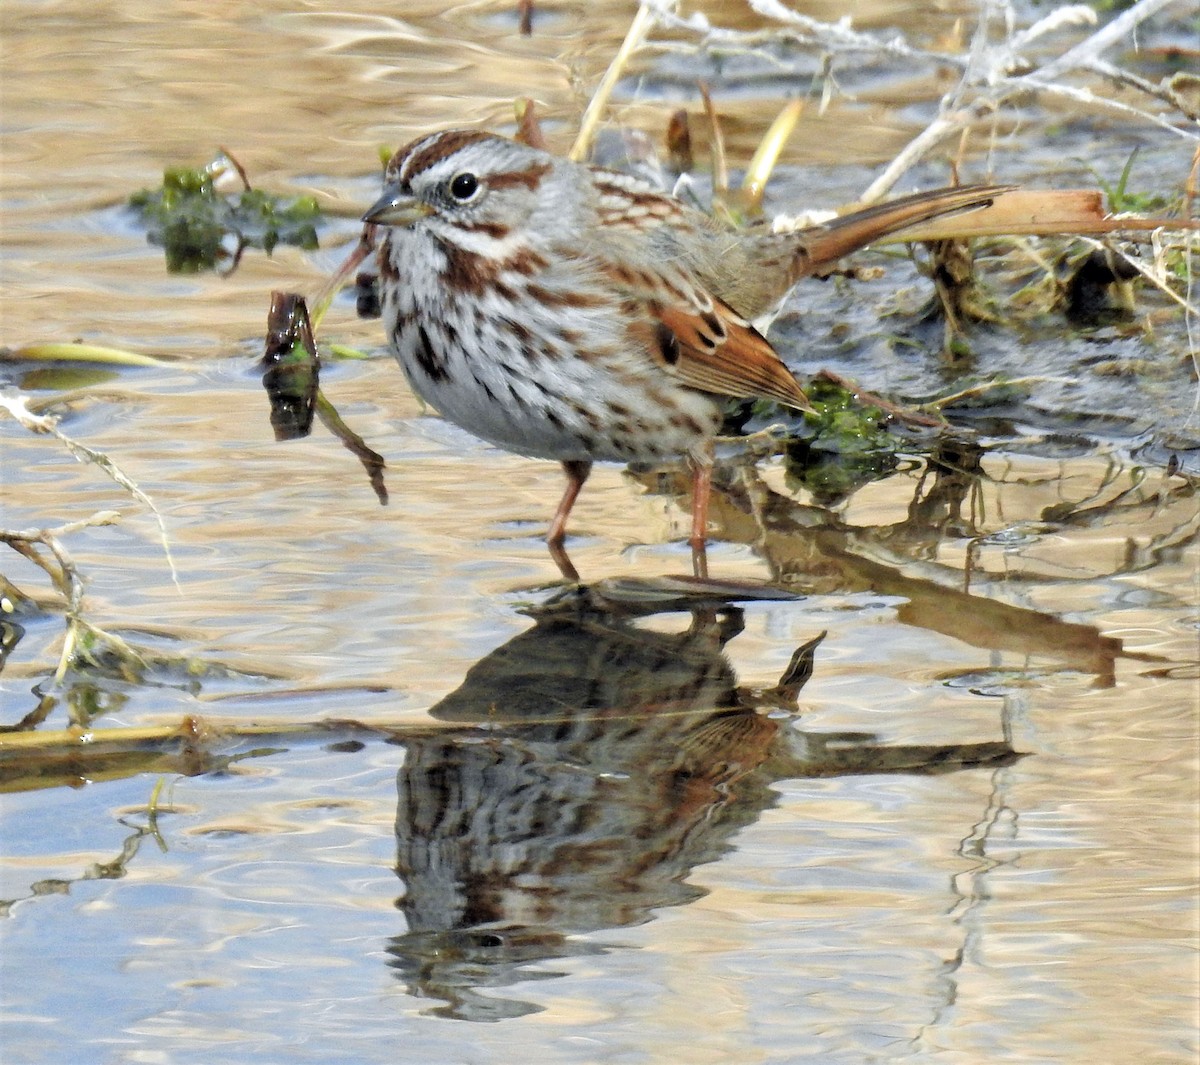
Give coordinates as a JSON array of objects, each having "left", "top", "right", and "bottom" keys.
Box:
[{"left": 362, "top": 187, "right": 433, "bottom": 227}]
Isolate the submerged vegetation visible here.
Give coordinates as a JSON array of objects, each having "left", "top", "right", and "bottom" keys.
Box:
[{"left": 128, "top": 152, "right": 322, "bottom": 272}]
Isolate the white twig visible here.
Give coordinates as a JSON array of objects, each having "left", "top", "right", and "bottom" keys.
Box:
[
  {"left": 647, "top": 0, "right": 967, "bottom": 65},
  {"left": 1035, "top": 0, "right": 1183, "bottom": 80},
  {"left": 1, "top": 393, "right": 181, "bottom": 589},
  {"left": 1009, "top": 5, "right": 1097, "bottom": 52}
]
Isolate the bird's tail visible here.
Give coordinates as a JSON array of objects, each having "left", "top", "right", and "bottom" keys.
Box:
[{"left": 788, "top": 184, "right": 1016, "bottom": 281}]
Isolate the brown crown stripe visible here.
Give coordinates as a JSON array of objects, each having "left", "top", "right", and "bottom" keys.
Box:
[{"left": 397, "top": 129, "right": 494, "bottom": 182}]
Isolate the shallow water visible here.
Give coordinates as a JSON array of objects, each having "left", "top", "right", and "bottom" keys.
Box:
[{"left": 2, "top": 2, "right": 1198, "bottom": 1062}]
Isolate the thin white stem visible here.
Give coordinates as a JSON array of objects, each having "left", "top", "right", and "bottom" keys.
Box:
[{"left": 1036, "top": 0, "right": 1184, "bottom": 80}]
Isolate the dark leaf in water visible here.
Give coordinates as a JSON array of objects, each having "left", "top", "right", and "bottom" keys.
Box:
[
  {"left": 260, "top": 292, "right": 388, "bottom": 504},
  {"left": 1064, "top": 246, "right": 1141, "bottom": 325},
  {"left": 261, "top": 292, "right": 320, "bottom": 440}
]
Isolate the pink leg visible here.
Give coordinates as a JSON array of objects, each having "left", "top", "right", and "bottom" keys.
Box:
[
  {"left": 688, "top": 449, "right": 713, "bottom": 579},
  {"left": 547, "top": 539, "right": 581, "bottom": 583},
  {"left": 547, "top": 459, "right": 592, "bottom": 548},
  {"left": 545, "top": 460, "right": 591, "bottom": 582}
]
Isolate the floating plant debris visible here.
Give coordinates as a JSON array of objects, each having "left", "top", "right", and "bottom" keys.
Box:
[{"left": 129, "top": 151, "right": 321, "bottom": 273}]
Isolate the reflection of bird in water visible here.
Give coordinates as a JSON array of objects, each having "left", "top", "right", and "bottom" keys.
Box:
[{"left": 386, "top": 582, "right": 1014, "bottom": 1021}]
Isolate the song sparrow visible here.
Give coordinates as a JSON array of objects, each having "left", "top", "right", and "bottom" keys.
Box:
[{"left": 363, "top": 128, "right": 1007, "bottom": 568}]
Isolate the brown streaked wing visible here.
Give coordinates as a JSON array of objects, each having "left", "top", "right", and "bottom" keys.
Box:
[
  {"left": 603, "top": 257, "right": 812, "bottom": 412},
  {"left": 651, "top": 299, "right": 813, "bottom": 412},
  {"left": 589, "top": 169, "right": 691, "bottom": 229}
]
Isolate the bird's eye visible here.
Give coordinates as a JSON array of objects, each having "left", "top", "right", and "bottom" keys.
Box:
[{"left": 449, "top": 173, "right": 479, "bottom": 201}]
